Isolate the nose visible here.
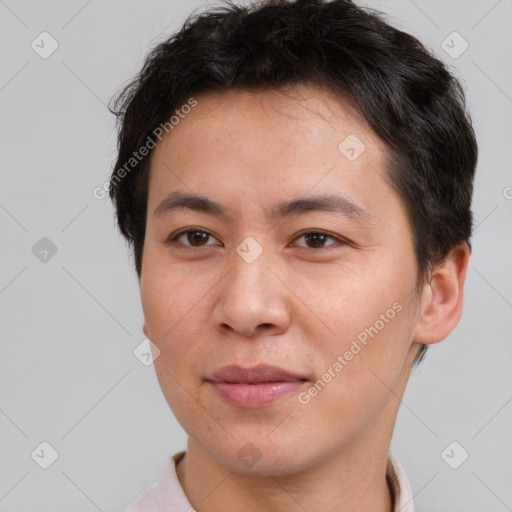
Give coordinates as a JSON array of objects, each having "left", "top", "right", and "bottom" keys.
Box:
[{"left": 211, "top": 249, "right": 292, "bottom": 340}]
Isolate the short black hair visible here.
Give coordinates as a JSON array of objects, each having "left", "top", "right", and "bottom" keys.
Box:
[{"left": 109, "top": 0, "right": 478, "bottom": 366}]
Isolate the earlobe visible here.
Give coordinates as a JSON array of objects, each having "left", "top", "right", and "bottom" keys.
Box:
[
  {"left": 143, "top": 323, "right": 149, "bottom": 338},
  {"left": 413, "top": 242, "right": 470, "bottom": 345}
]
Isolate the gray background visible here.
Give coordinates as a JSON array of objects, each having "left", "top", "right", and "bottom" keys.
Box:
[{"left": 1, "top": 0, "right": 511, "bottom": 511}]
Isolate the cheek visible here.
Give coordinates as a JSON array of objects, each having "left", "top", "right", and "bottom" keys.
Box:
[
  {"left": 141, "top": 265, "right": 201, "bottom": 340},
  {"left": 309, "top": 262, "right": 417, "bottom": 387},
  {"left": 141, "top": 268, "right": 213, "bottom": 379},
  {"left": 309, "top": 268, "right": 406, "bottom": 342},
  {"left": 300, "top": 307, "right": 416, "bottom": 442}
]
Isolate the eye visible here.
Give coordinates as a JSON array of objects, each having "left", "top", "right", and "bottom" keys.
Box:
[
  {"left": 292, "top": 230, "right": 346, "bottom": 250},
  {"left": 166, "top": 228, "right": 347, "bottom": 250},
  {"left": 167, "top": 229, "right": 220, "bottom": 248}
]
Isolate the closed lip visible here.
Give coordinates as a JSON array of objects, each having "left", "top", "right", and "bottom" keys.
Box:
[{"left": 206, "top": 364, "right": 307, "bottom": 384}]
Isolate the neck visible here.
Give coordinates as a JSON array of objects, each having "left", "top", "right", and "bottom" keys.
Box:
[{"left": 176, "top": 419, "right": 396, "bottom": 512}]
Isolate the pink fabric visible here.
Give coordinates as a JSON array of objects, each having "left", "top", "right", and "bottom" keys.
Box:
[{"left": 116, "top": 451, "right": 414, "bottom": 511}]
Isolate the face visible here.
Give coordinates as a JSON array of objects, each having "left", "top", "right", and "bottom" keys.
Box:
[{"left": 140, "top": 85, "right": 423, "bottom": 476}]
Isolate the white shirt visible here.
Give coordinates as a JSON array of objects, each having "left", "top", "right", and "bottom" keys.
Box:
[{"left": 119, "top": 451, "right": 414, "bottom": 512}]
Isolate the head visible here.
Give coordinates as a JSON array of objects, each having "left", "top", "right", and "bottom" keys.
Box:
[{"left": 109, "top": 0, "right": 476, "bottom": 475}]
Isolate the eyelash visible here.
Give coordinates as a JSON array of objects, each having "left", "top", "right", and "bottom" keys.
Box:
[{"left": 166, "top": 228, "right": 348, "bottom": 251}]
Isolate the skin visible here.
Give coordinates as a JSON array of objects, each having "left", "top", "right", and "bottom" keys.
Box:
[{"left": 140, "top": 84, "right": 470, "bottom": 511}]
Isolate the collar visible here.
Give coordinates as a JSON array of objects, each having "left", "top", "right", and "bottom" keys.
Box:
[
  {"left": 387, "top": 451, "right": 415, "bottom": 512},
  {"left": 125, "top": 451, "right": 414, "bottom": 511}
]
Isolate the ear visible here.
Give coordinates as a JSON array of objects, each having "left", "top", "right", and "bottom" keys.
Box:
[
  {"left": 413, "top": 242, "right": 470, "bottom": 345},
  {"left": 143, "top": 323, "right": 149, "bottom": 338}
]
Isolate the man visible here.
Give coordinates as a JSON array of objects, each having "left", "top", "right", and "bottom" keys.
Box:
[{"left": 108, "top": 0, "right": 477, "bottom": 510}]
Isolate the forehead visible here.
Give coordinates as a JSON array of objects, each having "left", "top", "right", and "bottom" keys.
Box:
[
  {"left": 165, "top": 85, "right": 376, "bottom": 151},
  {"left": 183, "top": 84, "right": 368, "bottom": 125},
  {"left": 147, "top": 84, "right": 393, "bottom": 223}
]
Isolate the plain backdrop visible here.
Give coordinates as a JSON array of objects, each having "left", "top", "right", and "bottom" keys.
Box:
[{"left": 1, "top": 0, "right": 511, "bottom": 511}]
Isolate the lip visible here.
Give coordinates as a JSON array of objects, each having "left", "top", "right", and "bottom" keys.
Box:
[{"left": 206, "top": 365, "right": 308, "bottom": 408}]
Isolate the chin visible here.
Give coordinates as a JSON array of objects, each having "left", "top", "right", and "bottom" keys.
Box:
[
  {"left": 203, "top": 437, "right": 322, "bottom": 478},
  {"left": 220, "top": 455, "right": 309, "bottom": 477}
]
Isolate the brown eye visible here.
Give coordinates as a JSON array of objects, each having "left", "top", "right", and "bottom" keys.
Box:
[
  {"left": 168, "top": 229, "right": 219, "bottom": 247},
  {"left": 294, "top": 231, "right": 345, "bottom": 250}
]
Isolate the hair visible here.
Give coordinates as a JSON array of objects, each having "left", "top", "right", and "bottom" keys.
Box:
[{"left": 109, "top": 0, "right": 477, "bottom": 366}]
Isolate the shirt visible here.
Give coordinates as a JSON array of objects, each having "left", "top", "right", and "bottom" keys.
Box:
[{"left": 120, "top": 451, "right": 414, "bottom": 512}]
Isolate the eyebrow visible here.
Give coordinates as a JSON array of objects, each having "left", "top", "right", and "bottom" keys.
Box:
[{"left": 153, "top": 190, "right": 373, "bottom": 224}]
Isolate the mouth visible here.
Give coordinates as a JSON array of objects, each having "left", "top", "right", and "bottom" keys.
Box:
[{"left": 206, "top": 364, "right": 308, "bottom": 408}]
